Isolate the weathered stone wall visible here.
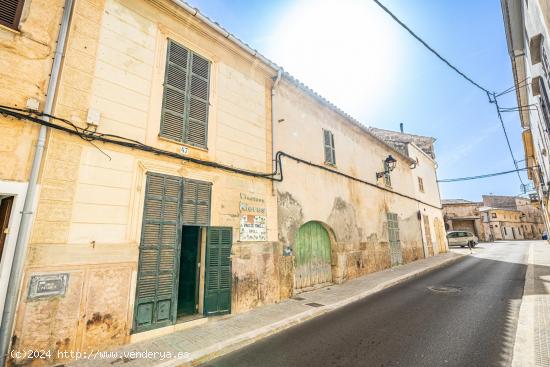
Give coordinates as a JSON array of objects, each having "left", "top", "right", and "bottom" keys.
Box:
[
  {"left": 442, "top": 202, "right": 485, "bottom": 240},
  {"left": 8, "top": 0, "right": 282, "bottom": 363},
  {"left": 274, "top": 79, "right": 445, "bottom": 289},
  {"left": 482, "top": 195, "right": 518, "bottom": 209},
  {"left": 0, "top": 0, "right": 66, "bottom": 182}
]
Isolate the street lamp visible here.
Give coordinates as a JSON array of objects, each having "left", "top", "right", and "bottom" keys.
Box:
[{"left": 376, "top": 155, "right": 397, "bottom": 179}]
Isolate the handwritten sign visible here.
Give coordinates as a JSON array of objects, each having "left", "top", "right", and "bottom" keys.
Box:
[{"left": 239, "top": 193, "right": 267, "bottom": 241}]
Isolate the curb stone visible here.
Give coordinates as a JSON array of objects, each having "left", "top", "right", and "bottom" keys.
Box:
[{"left": 158, "top": 253, "right": 465, "bottom": 367}]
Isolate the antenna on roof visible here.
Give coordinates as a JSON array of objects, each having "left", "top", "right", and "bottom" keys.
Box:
[{"left": 400, "top": 123, "right": 404, "bottom": 133}]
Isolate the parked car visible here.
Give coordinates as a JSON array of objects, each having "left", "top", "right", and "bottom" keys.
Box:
[{"left": 446, "top": 231, "right": 478, "bottom": 248}]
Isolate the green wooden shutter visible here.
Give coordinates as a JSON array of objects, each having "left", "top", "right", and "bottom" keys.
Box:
[
  {"left": 186, "top": 53, "right": 210, "bottom": 148},
  {"left": 134, "top": 173, "right": 182, "bottom": 332},
  {"left": 387, "top": 213, "right": 402, "bottom": 266},
  {"left": 323, "top": 130, "right": 335, "bottom": 165},
  {"left": 0, "top": 0, "right": 24, "bottom": 30},
  {"left": 160, "top": 40, "right": 189, "bottom": 142},
  {"left": 160, "top": 40, "right": 210, "bottom": 149},
  {"left": 182, "top": 179, "right": 211, "bottom": 226},
  {"left": 330, "top": 132, "right": 336, "bottom": 164},
  {"left": 204, "top": 227, "right": 232, "bottom": 316}
]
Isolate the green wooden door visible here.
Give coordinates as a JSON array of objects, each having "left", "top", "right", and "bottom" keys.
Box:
[
  {"left": 294, "top": 221, "right": 332, "bottom": 290},
  {"left": 387, "top": 213, "right": 402, "bottom": 266},
  {"left": 134, "top": 173, "right": 181, "bottom": 332},
  {"left": 204, "top": 227, "right": 232, "bottom": 316}
]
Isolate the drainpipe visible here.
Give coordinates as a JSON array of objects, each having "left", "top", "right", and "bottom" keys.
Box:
[
  {"left": 271, "top": 68, "right": 282, "bottom": 193},
  {"left": 0, "top": 0, "right": 74, "bottom": 364}
]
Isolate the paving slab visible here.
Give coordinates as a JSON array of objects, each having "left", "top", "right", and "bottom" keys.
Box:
[
  {"left": 513, "top": 241, "right": 550, "bottom": 367},
  {"left": 67, "top": 252, "right": 463, "bottom": 367}
]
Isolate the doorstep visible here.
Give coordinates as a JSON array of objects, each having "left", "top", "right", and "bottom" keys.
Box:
[
  {"left": 130, "top": 316, "right": 209, "bottom": 344},
  {"left": 68, "top": 252, "right": 464, "bottom": 367}
]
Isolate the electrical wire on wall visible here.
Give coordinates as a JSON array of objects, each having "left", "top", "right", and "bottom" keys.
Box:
[
  {"left": 437, "top": 166, "right": 536, "bottom": 183},
  {"left": 0, "top": 105, "right": 445, "bottom": 209},
  {"left": 1, "top": 3, "right": 538, "bottom": 211}
]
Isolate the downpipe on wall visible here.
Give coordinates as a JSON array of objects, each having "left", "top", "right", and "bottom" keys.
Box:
[{"left": 0, "top": 0, "right": 75, "bottom": 365}]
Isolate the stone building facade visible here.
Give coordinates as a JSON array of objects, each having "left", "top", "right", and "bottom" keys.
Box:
[
  {"left": 501, "top": 0, "right": 550, "bottom": 233},
  {"left": 0, "top": 0, "right": 446, "bottom": 364},
  {"left": 274, "top": 104, "right": 447, "bottom": 290},
  {"left": 443, "top": 195, "right": 545, "bottom": 241},
  {"left": 442, "top": 199, "right": 485, "bottom": 240},
  {"left": 0, "top": 0, "right": 67, "bottom": 336}
]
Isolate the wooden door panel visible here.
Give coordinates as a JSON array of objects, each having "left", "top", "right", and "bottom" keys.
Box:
[{"left": 294, "top": 222, "right": 332, "bottom": 290}]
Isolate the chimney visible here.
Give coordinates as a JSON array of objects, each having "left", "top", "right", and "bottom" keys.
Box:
[{"left": 400, "top": 122, "right": 404, "bottom": 133}]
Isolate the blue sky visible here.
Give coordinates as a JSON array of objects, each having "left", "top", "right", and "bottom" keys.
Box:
[{"left": 186, "top": 0, "right": 527, "bottom": 201}]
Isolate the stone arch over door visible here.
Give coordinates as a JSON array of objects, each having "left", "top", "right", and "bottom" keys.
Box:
[{"left": 294, "top": 221, "right": 333, "bottom": 291}]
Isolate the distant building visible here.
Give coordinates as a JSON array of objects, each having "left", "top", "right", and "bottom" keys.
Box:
[
  {"left": 442, "top": 195, "right": 545, "bottom": 241},
  {"left": 442, "top": 199, "right": 485, "bottom": 239},
  {"left": 481, "top": 195, "right": 545, "bottom": 240}
]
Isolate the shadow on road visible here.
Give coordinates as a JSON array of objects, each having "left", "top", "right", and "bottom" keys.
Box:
[{"left": 204, "top": 242, "right": 543, "bottom": 367}]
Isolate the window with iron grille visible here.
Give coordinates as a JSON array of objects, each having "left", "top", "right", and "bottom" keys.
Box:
[
  {"left": 160, "top": 39, "right": 210, "bottom": 149},
  {"left": 323, "top": 129, "right": 336, "bottom": 165},
  {"left": 0, "top": 0, "right": 24, "bottom": 30}
]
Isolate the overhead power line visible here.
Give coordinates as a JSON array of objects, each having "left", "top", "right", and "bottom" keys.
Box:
[
  {"left": 495, "top": 77, "right": 531, "bottom": 97},
  {"left": 373, "top": 0, "right": 526, "bottom": 186},
  {"left": 438, "top": 166, "right": 534, "bottom": 183},
  {"left": 372, "top": 0, "right": 492, "bottom": 95},
  {"left": 491, "top": 93, "right": 525, "bottom": 185}
]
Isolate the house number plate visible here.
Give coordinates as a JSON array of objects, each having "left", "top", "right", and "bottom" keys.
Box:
[{"left": 28, "top": 273, "right": 69, "bottom": 300}]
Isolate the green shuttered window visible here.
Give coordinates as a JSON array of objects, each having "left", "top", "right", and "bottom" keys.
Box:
[
  {"left": 134, "top": 173, "right": 182, "bottom": 332},
  {"left": 323, "top": 129, "right": 336, "bottom": 165},
  {"left": 161, "top": 39, "right": 210, "bottom": 149},
  {"left": 204, "top": 227, "right": 233, "bottom": 316},
  {"left": 387, "top": 212, "right": 402, "bottom": 266},
  {"left": 0, "top": 0, "right": 24, "bottom": 30},
  {"left": 182, "top": 179, "right": 211, "bottom": 226}
]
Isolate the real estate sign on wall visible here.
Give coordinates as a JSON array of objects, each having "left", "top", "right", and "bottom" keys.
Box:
[{"left": 239, "top": 193, "right": 267, "bottom": 241}]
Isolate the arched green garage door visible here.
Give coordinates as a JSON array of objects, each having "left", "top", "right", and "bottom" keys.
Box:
[{"left": 294, "top": 221, "right": 332, "bottom": 290}]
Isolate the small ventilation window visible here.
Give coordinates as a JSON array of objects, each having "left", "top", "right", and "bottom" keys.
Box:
[{"left": 0, "top": 0, "right": 24, "bottom": 30}]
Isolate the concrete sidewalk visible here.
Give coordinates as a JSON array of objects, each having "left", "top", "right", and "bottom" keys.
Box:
[
  {"left": 68, "top": 252, "right": 463, "bottom": 367},
  {"left": 513, "top": 241, "right": 550, "bottom": 367}
]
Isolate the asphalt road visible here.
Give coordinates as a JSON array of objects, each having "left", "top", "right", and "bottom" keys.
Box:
[{"left": 203, "top": 241, "right": 530, "bottom": 367}]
